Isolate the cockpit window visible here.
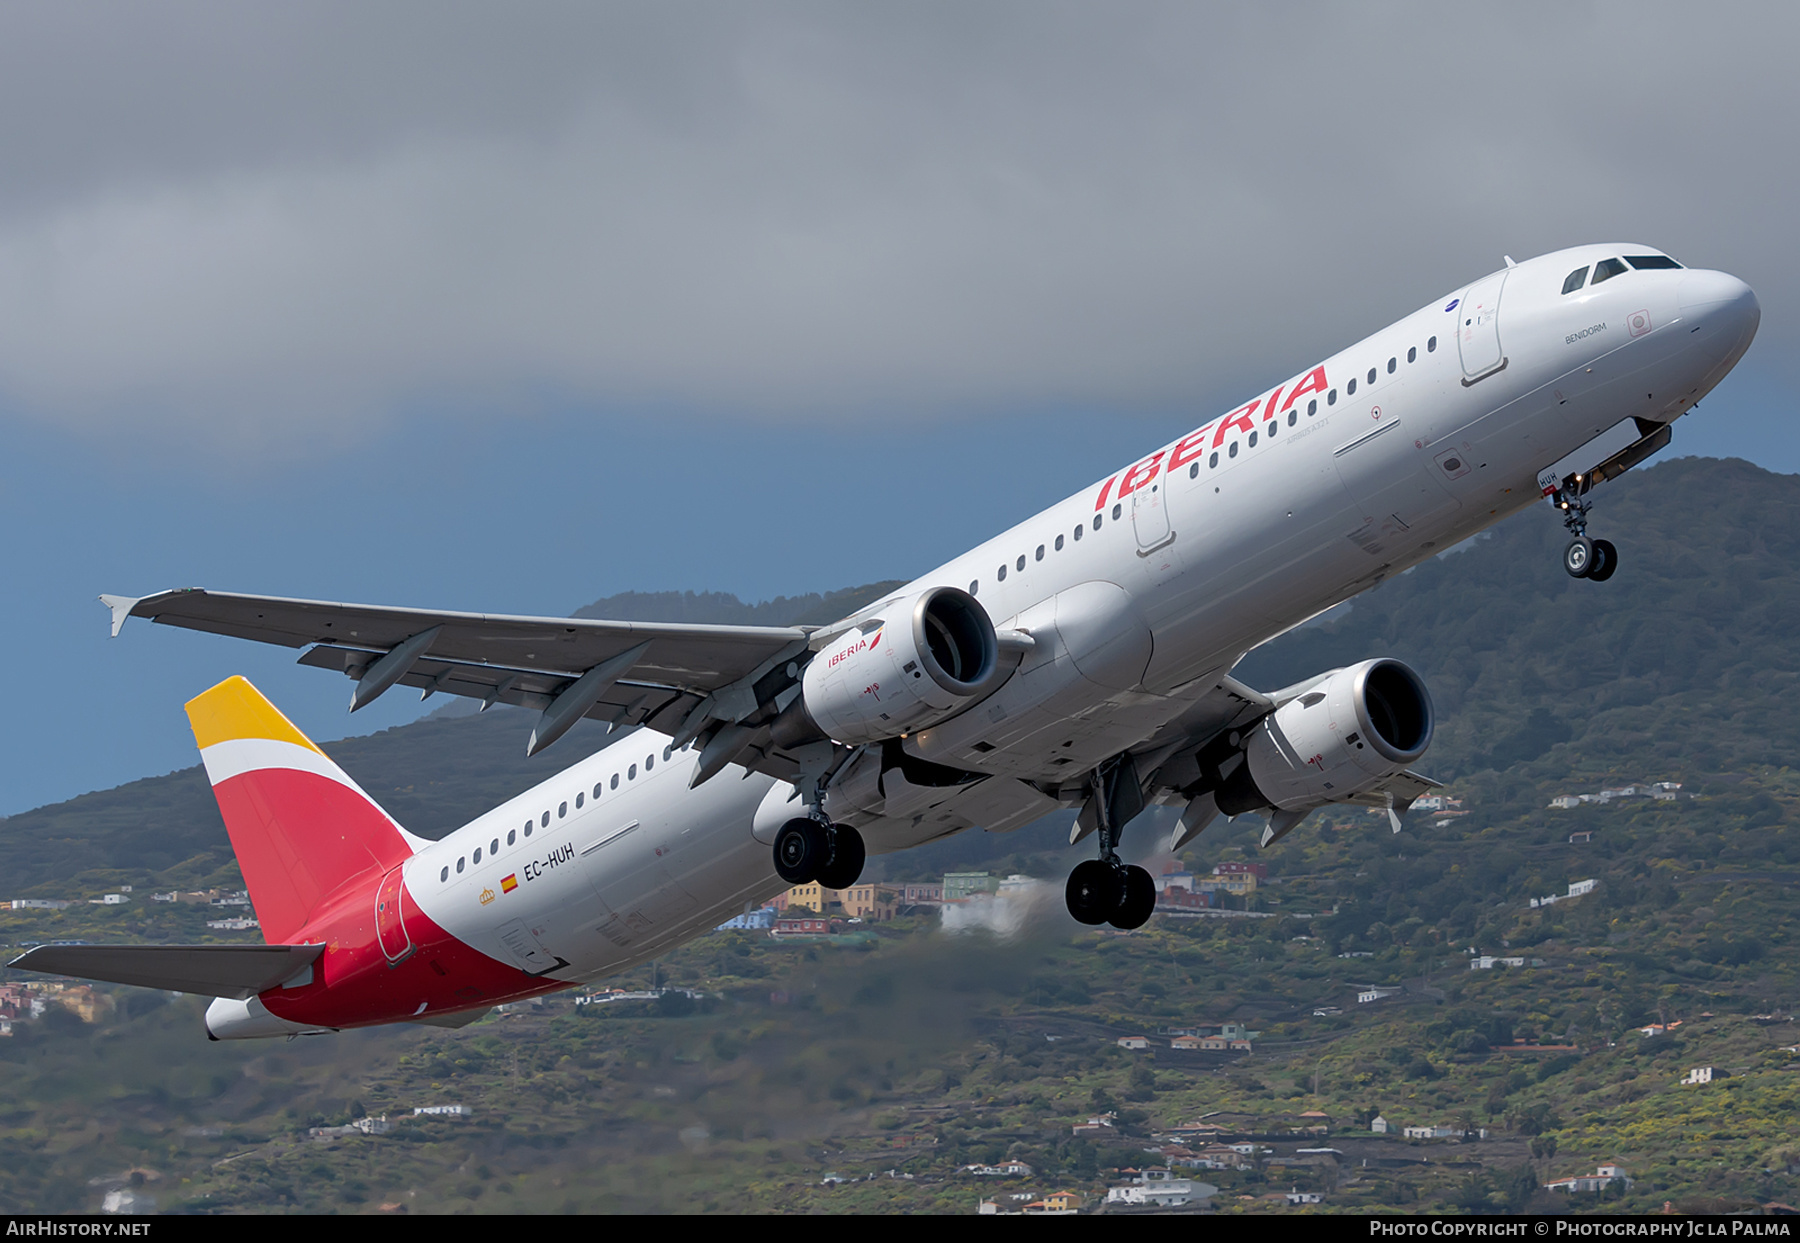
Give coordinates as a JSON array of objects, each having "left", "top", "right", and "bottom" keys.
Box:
[
  {"left": 1591, "top": 258, "right": 1628, "bottom": 285},
  {"left": 1626, "top": 254, "right": 1683, "bottom": 270},
  {"left": 1562, "top": 267, "right": 1590, "bottom": 295}
]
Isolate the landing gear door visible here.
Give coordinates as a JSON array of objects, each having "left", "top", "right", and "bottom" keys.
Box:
[{"left": 1457, "top": 270, "right": 1509, "bottom": 382}]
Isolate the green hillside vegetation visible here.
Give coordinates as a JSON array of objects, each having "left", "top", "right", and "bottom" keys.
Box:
[{"left": 3, "top": 456, "right": 1800, "bottom": 1214}]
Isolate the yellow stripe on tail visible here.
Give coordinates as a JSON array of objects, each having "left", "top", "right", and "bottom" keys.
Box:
[{"left": 186, "top": 676, "right": 326, "bottom": 754}]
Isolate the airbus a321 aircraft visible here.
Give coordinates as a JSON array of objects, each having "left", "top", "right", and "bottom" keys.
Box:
[{"left": 12, "top": 244, "right": 1758, "bottom": 1039}]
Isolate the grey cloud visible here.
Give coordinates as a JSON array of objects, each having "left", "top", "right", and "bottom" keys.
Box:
[{"left": 0, "top": 2, "right": 1792, "bottom": 450}]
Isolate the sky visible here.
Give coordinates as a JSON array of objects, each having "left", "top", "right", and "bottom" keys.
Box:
[{"left": 2, "top": 3, "right": 1797, "bottom": 815}]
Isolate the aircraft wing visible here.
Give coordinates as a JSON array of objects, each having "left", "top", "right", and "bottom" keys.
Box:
[
  {"left": 102, "top": 589, "right": 814, "bottom": 752},
  {"left": 1127, "top": 672, "right": 1274, "bottom": 777}
]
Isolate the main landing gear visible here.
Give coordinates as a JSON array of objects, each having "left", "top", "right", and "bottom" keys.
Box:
[
  {"left": 1064, "top": 759, "right": 1156, "bottom": 930},
  {"left": 772, "top": 817, "right": 866, "bottom": 890},
  {"left": 1551, "top": 485, "right": 1617, "bottom": 582}
]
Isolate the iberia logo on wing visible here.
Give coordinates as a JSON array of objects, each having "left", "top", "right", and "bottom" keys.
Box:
[{"left": 501, "top": 874, "right": 518, "bottom": 894}]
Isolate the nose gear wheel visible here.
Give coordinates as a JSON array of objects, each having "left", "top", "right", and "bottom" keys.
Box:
[{"left": 1552, "top": 485, "right": 1620, "bottom": 581}]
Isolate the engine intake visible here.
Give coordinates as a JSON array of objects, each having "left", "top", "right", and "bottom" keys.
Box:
[
  {"left": 775, "top": 586, "right": 1007, "bottom": 747},
  {"left": 1217, "top": 658, "right": 1433, "bottom": 815}
]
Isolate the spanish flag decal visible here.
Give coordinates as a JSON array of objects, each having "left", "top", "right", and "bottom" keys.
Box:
[{"left": 501, "top": 874, "right": 518, "bottom": 894}]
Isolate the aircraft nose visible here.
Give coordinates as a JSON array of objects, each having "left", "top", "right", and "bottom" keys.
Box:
[{"left": 1679, "top": 269, "right": 1760, "bottom": 339}]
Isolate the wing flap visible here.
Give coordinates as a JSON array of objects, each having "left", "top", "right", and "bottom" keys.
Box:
[
  {"left": 8, "top": 943, "right": 325, "bottom": 999},
  {"left": 294, "top": 645, "right": 707, "bottom": 726}
]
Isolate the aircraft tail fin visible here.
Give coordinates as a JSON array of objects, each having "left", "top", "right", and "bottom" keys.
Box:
[{"left": 186, "top": 676, "right": 417, "bottom": 944}]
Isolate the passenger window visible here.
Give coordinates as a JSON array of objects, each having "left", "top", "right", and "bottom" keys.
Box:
[
  {"left": 1626, "top": 255, "right": 1682, "bottom": 270},
  {"left": 645, "top": 755, "right": 653, "bottom": 771},
  {"left": 1347, "top": 378, "right": 1357, "bottom": 395},
  {"left": 1562, "top": 266, "right": 1590, "bottom": 294},
  {"left": 575, "top": 793, "right": 584, "bottom": 809},
  {"left": 457, "top": 857, "right": 465, "bottom": 874},
  {"left": 663, "top": 746, "right": 673, "bottom": 761},
  {"left": 611, "top": 774, "right": 620, "bottom": 790},
  {"left": 1248, "top": 431, "right": 1258, "bottom": 447},
  {"left": 558, "top": 802, "right": 567, "bottom": 818},
  {"left": 1055, "top": 533, "right": 1065, "bottom": 550},
  {"left": 1428, "top": 336, "right": 1437, "bottom": 352},
  {"left": 969, "top": 579, "right": 979, "bottom": 595},
  {"left": 440, "top": 866, "right": 449, "bottom": 882},
  {"left": 1073, "top": 525, "right": 1083, "bottom": 541},
  {"left": 1016, "top": 555, "right": 1026, "bottom": 572},
  {"left": 1591, "top": 257, "right": 1627, "bottom": 284},
  {"left": 628, "top": 764, "right": 637, "bottom": 780},
  {"left": 525, "top": 819, "right": 534, "bottom": 837},
  {"left": 1209, "top": 451, "right": 1218, "bottom": 468},
  {"left": 997, "top": 564, "right": 1007, "bottom": 581},
  {"left": 593, "top": 784, "right": 602, "bottom": 799},
  {"left": 1035, "top": 544, "right": 1044, "bottom": 561},
  {"left": 1407, "top": 347, "right": 1416, "bottom": 363},
  {"left": 1111, "top": 503, "right": 1122, "bottom": 520},
  {"left": 1328, "top": 389, "right": 1338, "bottom": 405},
  {"left": 541, "top": 811, "right": 550, "bottom": 828},
  {"left": 1287, "top": 410, "right": 1297, "bottom": 426},
  {"left": 1308, "top": 399, "right": 1317, "bottom": 416},
  {"left": 1093, "top": 514, "right": 1102, "bottom": 531},
  {"left": 1267, "top": 420, "right": 1277, "bottom": 436},
  {"left": 1229, "top": 442, "right": 1239, "bottom": 458},
  {"left": 473, "top": 847, "right": 482, "bottom": 864},
  {"left": 1188, "top": 463, "right": 1198, "bottom": 479},
  {"left": 1387, "top": 357, "right": 1396, "bottom": 374},
  {"left": 1367, "top": 367, "right": 1377, "bottom": 384},
  {"left": 490, "top": 838, "right": 499, "bottom": 855},
  {"left": 507, "top": 829, "right": 517, "bottom": 846}
]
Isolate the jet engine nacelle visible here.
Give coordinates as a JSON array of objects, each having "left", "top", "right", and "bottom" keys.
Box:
[
  {"left": 1217, "top": 659, "right": 1434, "bottom": 814},
  {"left": 784, "top": 586, "right": 1005, "bottom": 747}
]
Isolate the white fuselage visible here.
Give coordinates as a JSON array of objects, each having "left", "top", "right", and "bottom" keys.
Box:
[{"left": 405, "top": 244, "right": 1760, "bottom": 984}]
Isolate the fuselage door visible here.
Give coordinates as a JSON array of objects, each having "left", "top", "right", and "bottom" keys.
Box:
[
  {"left": 1132, "top": 457, "right": 1175, "bottom": 555},
  {"left": 1457, "top": 270, "right": 1509, "bottom": 381},
  {"left": 374, "top": 865, "right": 414, "bottom": 965}
]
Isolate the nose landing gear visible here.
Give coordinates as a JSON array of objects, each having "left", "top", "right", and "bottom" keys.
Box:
[
  {"left": 1063, "top": 759, "right": 1157, "bottom": 930},
  {"left": 1552, "top": 486, "right": 1618, "bottom": 582}
]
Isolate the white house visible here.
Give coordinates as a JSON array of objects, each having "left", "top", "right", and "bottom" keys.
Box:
[
  {"left": 1105, "top": 1173, "right": 1215, "bottom": 1208},
  {"left": 1546, "top": 1163, "right": 1631, "bottom": 1193}
]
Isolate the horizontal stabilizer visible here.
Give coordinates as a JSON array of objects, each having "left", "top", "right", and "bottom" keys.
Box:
[
  {"left": 412, "top": 1007, "right": 491, "bottom": 1030},
  {"left": 8, "top": 943, "right": 323, "bottom": 999}
]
